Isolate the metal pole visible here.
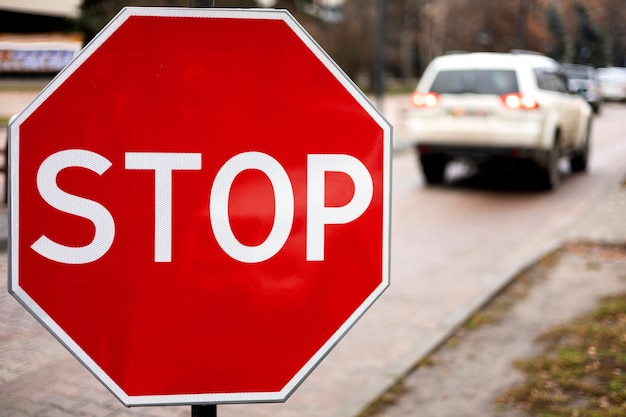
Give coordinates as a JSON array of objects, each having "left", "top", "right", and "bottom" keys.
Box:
[
  {"left": 189, "top": 0, "right": 215, "bottom": 7},
  {"left": 374, "top": 0, "right": 386, "bottom": 109},
  {"left": 517, "top": 0, "right": 528, "bottom": 50},
  {"left": 191, "top": 404, "right": 217, "bottom": 417},
  {"left": 186, "top": 0, "right": 215, "bottom": 409}
]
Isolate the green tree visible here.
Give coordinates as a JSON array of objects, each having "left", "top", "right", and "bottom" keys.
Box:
[
  {"left": 545, "top": 2, "right": 566, "bottom": 61},
  {"left": 77, "top": 0, "right": 187, "bottom": 43},
  {"left": 572, "top": 2, "right": 605, "bottom": 66}
]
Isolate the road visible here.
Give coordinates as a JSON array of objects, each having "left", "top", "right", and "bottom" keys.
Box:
[{"left": 2, "top": 91, "right": 626, "bottom": 417}]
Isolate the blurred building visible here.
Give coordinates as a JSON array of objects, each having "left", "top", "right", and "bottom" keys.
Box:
[
  {"left": 0, "top": 0, "right": 81, "bottom": 74},
  {"left": 0, "top": 0, "right": 79, "bottom": 17}
]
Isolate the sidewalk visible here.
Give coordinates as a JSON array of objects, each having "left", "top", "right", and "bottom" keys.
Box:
[{"left": 370, "top": 181, "right": 626, "bottom": 417}]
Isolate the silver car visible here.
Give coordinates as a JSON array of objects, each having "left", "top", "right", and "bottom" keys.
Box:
[
  {"left": 597, "top": 67, "right": 626, "bottom": 102},
  {"left": 563, "top": 64, "right": 602, "bottom": 113}
]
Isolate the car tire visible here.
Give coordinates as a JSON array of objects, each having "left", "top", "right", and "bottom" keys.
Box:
[
  {"left": 419, "top": 154, "right": 447, "bottom": 185},
  {"left": 570, "top": 123, "right": 591, "bottom": 173},
  {"left": 536, "top": 141, "right": 561, "bottom": 190}
]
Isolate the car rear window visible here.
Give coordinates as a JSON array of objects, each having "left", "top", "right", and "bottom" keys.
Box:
[{"left": 430, "top": 69, "right": 518, "bottom": 95}]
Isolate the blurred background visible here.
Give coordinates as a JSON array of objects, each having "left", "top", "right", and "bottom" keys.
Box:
[
  {"left": 2, "top": 3, "right": 626, "bottom": 417},
  {"left": 0, "top": 0, "right": 624, "bottom": 93}
]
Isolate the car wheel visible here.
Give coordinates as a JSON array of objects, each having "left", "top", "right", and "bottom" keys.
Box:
[
  {"left": 536, "top": 141, "right": 561, "bottom": 190},
  {"left": 419, "top": 154, "right": 447, "bottom": 185},
  {"left": 570, "top": 123, "right": 591, "bottom": 173}
]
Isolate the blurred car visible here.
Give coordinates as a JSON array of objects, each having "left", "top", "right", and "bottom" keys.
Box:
[
  {"left": 563, "top": 64, "right": 602, "bottom": 113},
  {"left": 597, "top": 67, "right": 626, "bottom": 102},
  {"left": 407, "top": 51, "right": 593, "bottom": 189}
]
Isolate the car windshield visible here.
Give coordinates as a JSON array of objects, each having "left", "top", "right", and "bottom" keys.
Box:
[{"left": 430, "top": 69, "right": 518, "bottom": 95}]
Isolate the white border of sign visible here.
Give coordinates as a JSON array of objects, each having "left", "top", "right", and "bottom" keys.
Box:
[{"left": 8, "top": 7, "right": 392, "bottom": 407}]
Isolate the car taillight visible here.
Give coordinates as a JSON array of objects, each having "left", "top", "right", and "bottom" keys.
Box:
[
  {"left": 501, "top": 93, "right": 539, "bottom": 110},
  {"left": 411, "top": 91, "right": 440, "bottom": 108}
]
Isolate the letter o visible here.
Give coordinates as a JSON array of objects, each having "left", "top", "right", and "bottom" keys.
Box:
[{"left": 210, "top": 152, "right": 294, "bottom": 263}]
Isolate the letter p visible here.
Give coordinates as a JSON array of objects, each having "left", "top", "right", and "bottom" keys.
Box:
[{"left": 306, "top": 154, "right": 373, "bottom": 261}]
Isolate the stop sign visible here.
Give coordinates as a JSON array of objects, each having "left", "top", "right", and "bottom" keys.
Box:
[{"left": 8, "top": 7, "right": 391, "bottom": 406}]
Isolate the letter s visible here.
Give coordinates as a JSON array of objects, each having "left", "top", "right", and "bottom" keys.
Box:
[{"left": 31, "top": 150, "right": 115, "bottom": 264}]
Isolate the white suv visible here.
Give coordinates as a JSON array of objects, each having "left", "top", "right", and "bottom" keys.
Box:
[{"left": 407, "top": 51, "right": 593, "bottom": 189}]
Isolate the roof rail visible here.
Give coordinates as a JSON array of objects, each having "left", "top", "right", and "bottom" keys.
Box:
[{"left": 510, "top": 49, "right": 545, "bottom": 56}]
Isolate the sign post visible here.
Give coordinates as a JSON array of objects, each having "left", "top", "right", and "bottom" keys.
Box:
[
  {"left": 188, "top": 2, "right": 215, "bottom": 417},
  {"left": 189, "top": 0, "right": 217, "bottom": 417},
  {"left": 8, "top": 6, "right": 391, "bottom": 412}
]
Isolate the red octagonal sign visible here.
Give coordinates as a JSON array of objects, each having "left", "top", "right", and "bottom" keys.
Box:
[{"left": 8, "top": 7, "right": 391, "bottom": 406}]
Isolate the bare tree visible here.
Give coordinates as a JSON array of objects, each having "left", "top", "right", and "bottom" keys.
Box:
[{"left": 416, "top": 0, "right": 449, "bottom": 66}]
